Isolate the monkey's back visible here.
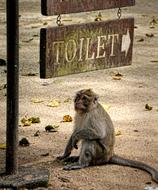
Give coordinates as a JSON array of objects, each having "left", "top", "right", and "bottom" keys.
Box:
[{"left": 96, "top": 103, "right": 115, "bottom": 160}]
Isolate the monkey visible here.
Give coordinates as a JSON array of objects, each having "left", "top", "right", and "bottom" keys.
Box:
[{"left": 57, "top": 89, "right": 158, "bottom": 183}]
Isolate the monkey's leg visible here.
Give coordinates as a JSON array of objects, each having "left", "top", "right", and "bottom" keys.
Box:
[{"left": 63, "top": 141, "right": 98, "bottom": 170}]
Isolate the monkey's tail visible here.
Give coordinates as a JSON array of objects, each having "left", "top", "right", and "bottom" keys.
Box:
[{"left": 109, "top": 155, "right": 158, "bottom": 183}]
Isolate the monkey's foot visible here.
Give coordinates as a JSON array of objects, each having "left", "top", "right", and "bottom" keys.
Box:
[
  {"left": 63, "top": 164, "right": 84, "bottom": 170},
  {"left": 64, "top": 156, "right": 79, "bottom": 163}
]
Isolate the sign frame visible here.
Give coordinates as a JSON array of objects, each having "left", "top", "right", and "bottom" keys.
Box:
[
  {"left": 40, "top": 18, "right": 134, "bottom": 78},
  {"left": 41, "top": 0, "right": 135, "bottom": 16}
]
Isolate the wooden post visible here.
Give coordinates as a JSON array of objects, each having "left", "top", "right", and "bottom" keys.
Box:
[{"left": 6, "top": 0, "right": 19, "bottom": 174}]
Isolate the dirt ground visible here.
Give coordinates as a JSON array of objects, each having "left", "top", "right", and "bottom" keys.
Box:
[{"left": 0, "top": 0, "right": 158, "bottom": 190}]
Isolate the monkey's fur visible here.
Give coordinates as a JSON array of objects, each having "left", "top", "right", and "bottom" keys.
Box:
[{"left": 57, "top": 89, "right": 158, "bottom": 183}]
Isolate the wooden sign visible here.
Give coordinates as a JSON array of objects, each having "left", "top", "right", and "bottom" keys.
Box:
[
  {"left": 40, "top": 18, "right": 134, "bottom": 78},
  {"left": 41, "top": 0, "right": 135, "bottom": 16}
]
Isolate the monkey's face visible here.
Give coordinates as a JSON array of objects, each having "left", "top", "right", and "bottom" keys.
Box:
[{"left": 74, "top": 89, "right": 98, "bottom": 113}]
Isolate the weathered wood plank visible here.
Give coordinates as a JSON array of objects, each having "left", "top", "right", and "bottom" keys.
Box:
[
  {"left": 41, "top": 0, "right": 135, "bottom": 16},
  {"left": 40, "top": 18, "right": 134, "bottom": 78}
]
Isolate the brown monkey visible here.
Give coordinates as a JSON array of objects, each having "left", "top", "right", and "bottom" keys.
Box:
[{"left": 57, "top": 89, "right": 158, "bottom": 183}]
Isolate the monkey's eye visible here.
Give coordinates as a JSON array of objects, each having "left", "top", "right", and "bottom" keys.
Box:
[
  {"left": 74, "top": 95, "right": 80, "bottom": 102},
  {"left": 82, "top": 96, "right": 87, "bottom": 101}
]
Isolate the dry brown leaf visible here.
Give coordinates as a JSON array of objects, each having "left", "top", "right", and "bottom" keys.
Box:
[
  {"left": 0, "top": 143, "right": 6, "bottom": 149},
  {"left": 145, "top": 104, "right": 152, "bottom": 111},
  {"left": 64, "top": 98, "right": 72, "bottom": 103},
  {"left": 115, "top": 130, "right": 122, "bottom": 136},
  {"left": 28, "top": 117, "right": 40, "bottom": 123},
  {"left": 150, "top": 60, "right": 158, "bottom": 63},
  {"left": 45, "top": 125, "right": 59, "bottom": 132},
  {"left": 137, "top": 38, "right": 144, "bottom": 42},
  {"left": 34, "top": 130, "right": 40, "bottom": 136},
  {"left": 21, "top": 116, "right": 40, "bottom": 126},
  {"left": 112, "top": 72, "right": 123, "bottom": 80},
  {"left": 47, "top": 100, "right": 60, "bottom": 107},
  {"left": 31, "top": 98, "right": 44, "bottom": 103},
  {"left": 149, "top": 16, "right": 157, "bottom": 28},
  {"left": 115, "top": 72, "right": 123, "bottom": 77},
  {"left": 146, "top": 33, "right": 154, "bottom": 38},
  {"left": 63, "top": 115, "right": 73, "bottom": 122},
  {"left": 95, "top": 12, "right": 102, "bottom": 22},
  {"left": 113, "top": 76, "right": 122, "bottom": 80},
  {"left": 22, "top": 120, "right": 32, "bottom": 127},
  {"left": 21, "top": 118, "right": 32, "bottom": 126},
  {"left": 22, "top": 38, "right": 34, "bottom": 43}
]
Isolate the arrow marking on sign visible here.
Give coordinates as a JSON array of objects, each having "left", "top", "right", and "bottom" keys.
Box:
[{"left": 121, "top": 29, "right": 131, "bottom": 56}]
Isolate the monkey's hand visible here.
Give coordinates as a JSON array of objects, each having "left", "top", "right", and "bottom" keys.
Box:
[
  {"left": 56, "top": 152, "right": 71, "bottom": 161},
  {"left": 56, "top": 155, "right": 67, "bottom": 161},
  {"left": 72, "top": 137, "right": 79, "bottom": 149}
]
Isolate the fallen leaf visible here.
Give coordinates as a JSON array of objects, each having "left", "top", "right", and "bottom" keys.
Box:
[
  {"left": 150, "top": 60, "right": 158, "bottom": 63},
  {"left": 115, "top": 130, "right": 122, "bottom": 136},
  {"left": 145, "top": 104, "right": 152, "bottom": 111},
  {"left": 33, "top": 34, "right": 39, "bottom": 37},
  {"left": 21, "top": 116, "right": 40, "bottom": 126},
  {"left": 28, "top": 117, "right": 40, "bottom": 123},
  {"left": 112, "top": 72, "right": 123, "bottom": 80},
  {"left": 43, "top": 22, "right": 48, "bottom": 25},
  {"left": 115, "top": 72, "right": 123, "bottom": 77},
  {"left": 23, "top": 120, "right": 32, "bottom": 126},
  {"left": 45, "top": 125, "right": 59, "bottom": 132},
  {"left": 41, "top": 153, "right": 49, "bottom": 157},
  {"left": 0, "top": 84, "right": 7, "bottom": 90},
  {"left": 0, "top": 143, "right": 6, "bottom": 149},
  {"left": 64, "top": 98, "right": 72, "bottom": 103},
  {"left": 31, "top": 98, "right": 44, "bottom": 103},
  {"left": 146, "top": 33, "right": 154, "bottom": 38},
  {"left": 31, "top": 24, "right": 42, "bottom": 28},
  {"left": 22, "top": 38, "right": 34, "bottom": 43},
  {"left": 101, "top": 104, "right": 111, "bottom": 111},
  {"left": 63, "top": 115, "right": 73, "bottom": 122},
  {"left": 113, "top": 76, "right": 122, "bottom": 80},
  {"left": 22, "top": 73, "right": 37, "bottom": 76},
  {"left": 95, "top": 12, "right": 102, "bottom": 22},
  {"left": 21, "top": 118, "right": 32, "bottom": 127},
  {"left": 47, "top": 100, "right": 60, "bottom": 107},
  {"left": 34, "top": 130, "right": 40, "bottom": 137},
  {"left": 42, "top": 82, "right": 50, "bottom": 86},
  {"left": 137, "top": 38, "right": 144, "bottom": 42},
  {"left": 149, "top": 16, "right": 157, "bottom": 28}
]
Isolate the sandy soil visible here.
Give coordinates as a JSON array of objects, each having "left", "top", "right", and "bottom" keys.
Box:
[{"left": 0, "top": 0, "right": 158, "bottom": 189}]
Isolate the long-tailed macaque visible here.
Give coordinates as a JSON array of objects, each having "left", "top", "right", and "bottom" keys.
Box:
[{"left": 57, "top": 89, "right": 158, "bottom": 183}]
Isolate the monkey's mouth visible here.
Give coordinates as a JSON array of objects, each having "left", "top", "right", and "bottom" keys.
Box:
[{"left": 75, "top": 103, "right": 86, "bottom": 111}]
